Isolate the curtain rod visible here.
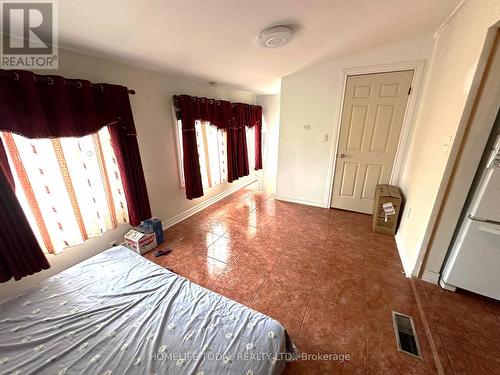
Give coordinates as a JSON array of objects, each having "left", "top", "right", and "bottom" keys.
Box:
[
  {"left": 0, "top": 70, "right": 136, "bottom": 95},
  {"left": 172, "top": 95, "right": 259, "bottom": 108}
]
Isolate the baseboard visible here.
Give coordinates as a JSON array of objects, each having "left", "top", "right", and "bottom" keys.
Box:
[
  {"left": 394, "top": 234, "right": 414, "bottom": 277},
  {"left": 421, "top": 270, "right": 440, "bottom": 284},
  {"left": 161, "top": 178, "right": 258, "bottom": 230},
  {"left": 274, "top": 195, "right": 327, "bottom": 208}
]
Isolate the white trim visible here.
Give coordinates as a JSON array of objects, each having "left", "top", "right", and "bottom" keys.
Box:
[
  {"left": 433, "top": 0, "right": 467, "bottom": 39},
  {"left": 395, "top": 233, "right": 414, "bottom": 277},
  {"left": 275, "top": 195, "right": 327, "bottom": 208},
  {"left": 327, "top": 60, "right": 426, "bottom": 208},
  {"left": 421, "top": 270, "right": 440, "bottom": 284},
  {"left": 161, "top": 178, "right": 258, "bottom": 230},
  {"left": 324, "top": 70, "right": 348, "bottom": 207},
  {"left": 172, "top": 106, "right": 186, "bottom": 189}
]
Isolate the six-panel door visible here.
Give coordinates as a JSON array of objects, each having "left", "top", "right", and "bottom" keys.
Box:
[{"left": 331, "top": 70, "right": 413, "bottom": 213}]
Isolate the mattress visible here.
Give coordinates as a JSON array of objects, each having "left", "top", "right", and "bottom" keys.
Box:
[{"left": 0, "top": 246, "right": 298, "bottom": 375}]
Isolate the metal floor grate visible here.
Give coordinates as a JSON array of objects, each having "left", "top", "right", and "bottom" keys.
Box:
[{"left": 392, "top": 311, "right": 422, "bottom": 359}]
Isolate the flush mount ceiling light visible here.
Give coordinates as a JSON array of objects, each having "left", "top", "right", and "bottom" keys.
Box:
[{"left": 257, "top": 26, "right": 293, "bottom": 48}]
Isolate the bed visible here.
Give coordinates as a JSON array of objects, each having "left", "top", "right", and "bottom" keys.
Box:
[{"left": 0, "top": 246, "right": 298, "bottom": 375}]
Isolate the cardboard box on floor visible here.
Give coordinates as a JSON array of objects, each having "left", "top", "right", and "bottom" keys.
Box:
[
  {"left": 124, "top": 229, "right": 157, "bottom": 255},
  {"left": 372, "top": 184, "right": 402, "bottom": 235}
]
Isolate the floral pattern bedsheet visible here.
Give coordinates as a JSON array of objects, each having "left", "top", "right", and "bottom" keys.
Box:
[{"left": 0, "top": 246, "right": 297, "bottom": 375}]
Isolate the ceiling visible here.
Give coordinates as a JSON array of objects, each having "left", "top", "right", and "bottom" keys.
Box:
[{"left": 55, "top": 0, "right": 460, "bottom": 94}]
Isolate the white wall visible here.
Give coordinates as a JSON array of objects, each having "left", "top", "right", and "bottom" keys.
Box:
[
  {"left": 275, "top": 1, "right": 500, "bottom": 279},
  {"left": 276, "top": 35, "right": 434, "bottom": 207},
  {"left": 257, "top": 94, "right": 280, "bottom": 194},
  {"left": 397, "top": 0, "right": 500, "bottom": 279},
  {"left": 0, "top": 48, "right": 259, "bottom": 299}
]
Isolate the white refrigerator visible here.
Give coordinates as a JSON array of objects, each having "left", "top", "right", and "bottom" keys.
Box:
[{"left": 441, "top": 130, "right": 500, "bottom": 300}]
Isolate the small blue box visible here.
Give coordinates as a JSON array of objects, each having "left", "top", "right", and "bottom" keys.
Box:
[{"left": 142, "top": 218, "right": 164, "bottom": 245}]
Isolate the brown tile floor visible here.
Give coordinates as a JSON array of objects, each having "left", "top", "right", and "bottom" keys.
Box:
[
  {"left": 144, "top": 188, "right": 500, "bottom": 374},
  {"left": 414, "top": 280, "right": 500, "bottom": 375}
]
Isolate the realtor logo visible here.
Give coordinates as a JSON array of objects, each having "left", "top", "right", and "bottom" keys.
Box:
[{"left": 1, "top": 1, "right": 58, "bottom": 68}]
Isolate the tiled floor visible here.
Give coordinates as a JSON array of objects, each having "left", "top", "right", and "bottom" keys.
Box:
[
  {"left": 144, "top": 188, "right": 500, "bottom": 374},
  {"left": 414, "top": 280, "right": 500, "bottom": 375}
]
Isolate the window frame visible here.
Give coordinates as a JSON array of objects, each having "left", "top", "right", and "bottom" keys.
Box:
[{"left": 173, "top": 107, "right": 186, "bottom": 188}]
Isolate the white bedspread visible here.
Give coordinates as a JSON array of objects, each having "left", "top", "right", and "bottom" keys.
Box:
[{"left": 0, "top": 246, "right": 297, "bottom": 375}]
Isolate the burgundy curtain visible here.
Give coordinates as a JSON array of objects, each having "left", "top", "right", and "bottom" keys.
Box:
[
  {"left": 173, "top": 95, "right": 262, "bottom": 196},
  {"left": 233, "top": 103, "right": 249, "bottom": 179},
  {"left": 176, "top": 95, "right": 204, "bottom": 199},
  {"left": 106, "top": 85, "right": 152, "bottom": 225},
  {"left": 0, "top": 69, "right": 152, "bottom": 281},
  {"left": 0, "top": 70, "right": 115, "bottom": 137},
  {"left": 0, "top": 165, "right": 50, "bottom": 282}
]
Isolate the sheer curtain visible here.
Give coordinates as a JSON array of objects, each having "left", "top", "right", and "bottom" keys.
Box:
[
  {"left": 1, "top": 127, "right": 128, "bottom": 254},
  {"left": 195, "top": 121, "right": 228, "bottom": 189},
  {"left": 246, "top": 126, "right": 256, "bottom": 172}
]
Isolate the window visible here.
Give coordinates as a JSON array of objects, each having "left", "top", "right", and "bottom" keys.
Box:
[
  {"left": 176, "top": 120, "right": 229, "bottom": 189},
  {"left": 175, "top": 119, "right": 257, "bottom": 189},
  {"left": 1, "top": 127, "right": 128, "bottom": 254}
]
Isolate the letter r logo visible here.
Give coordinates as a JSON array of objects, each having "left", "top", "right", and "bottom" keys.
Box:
[{"left": 2, "top": 2, "right": 53, "bottom": 54}]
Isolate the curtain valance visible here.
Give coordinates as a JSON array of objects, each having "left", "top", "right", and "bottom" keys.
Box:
[
  {"left": 173, "top": 95, "right": 262, "bottom": 129},
  {"left": 0, "top": 69, "right": 135, "bottom": 138}
]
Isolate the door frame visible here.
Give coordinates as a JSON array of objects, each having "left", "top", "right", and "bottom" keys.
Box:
[{"left": 326, "top": 60, "right": 426, "bottom": 208}]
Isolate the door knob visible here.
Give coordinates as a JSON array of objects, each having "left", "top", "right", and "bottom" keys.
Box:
[{"left": 339, "top": 153, "right": 346, "bottom": 158}]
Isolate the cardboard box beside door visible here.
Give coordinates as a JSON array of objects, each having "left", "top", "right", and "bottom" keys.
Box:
[{"left": 373, "top": 185, "right": 402, "bottom": 235}]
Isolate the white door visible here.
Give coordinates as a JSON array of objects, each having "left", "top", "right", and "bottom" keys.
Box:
[{"left": 331, "top": 70, "right": 413, "bottom": 213}]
